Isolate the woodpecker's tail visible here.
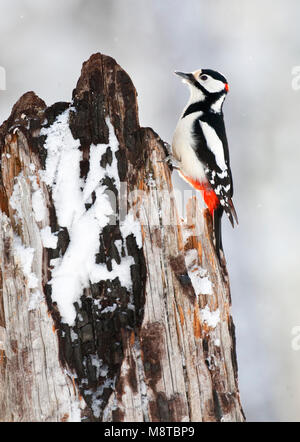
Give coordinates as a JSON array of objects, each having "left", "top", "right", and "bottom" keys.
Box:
[
  {"left": 226, "top": 198, "right": 239, "bottom": 228},
  {"left": 214, "top": 205, "right": 224, "bottom": 260}
]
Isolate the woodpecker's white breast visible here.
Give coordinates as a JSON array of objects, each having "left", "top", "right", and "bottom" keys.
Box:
[{"left": 172, "top": 112, "right": 207, "bottom": 182}]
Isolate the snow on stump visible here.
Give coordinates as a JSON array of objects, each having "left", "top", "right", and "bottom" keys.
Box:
[{"left": 0, "top": 53, "right": 244, "bottom": 422}]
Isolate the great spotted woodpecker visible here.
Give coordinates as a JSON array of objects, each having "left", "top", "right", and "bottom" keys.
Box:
[{"left": 171, "top": 68, "right": 238, "bottom": 259}]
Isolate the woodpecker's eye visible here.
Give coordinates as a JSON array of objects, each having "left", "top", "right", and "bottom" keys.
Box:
[{"left": 200, "top": 75, "right": 208, "bottom": 81}]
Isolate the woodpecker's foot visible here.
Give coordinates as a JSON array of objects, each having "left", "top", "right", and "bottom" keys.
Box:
[{"left": 160, "top": 154, "right": 180, "bottom": 170}]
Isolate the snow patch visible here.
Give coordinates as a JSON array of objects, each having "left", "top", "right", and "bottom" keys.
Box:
[
  {"left": 13, "top": 235, "right": 38, "bottom": 289},
  {"left": 101, "top": 303, "right": 117, "bottom": 314},
  {"left": 40, "top": 226, "right": 58, "bottom": 249},
  {"left": 32, "top": 188, "right": 46, "bottom": 222},
  {"left": 120, "top": 211, "right": 143, "bottom": 248},
  {"left": 41, "top": 110, "right": 134, "bottom": 325},
  {"left": 90, "top": 255, "right": 135, "bottom": 288},
  {"left": 85, "top": 377, "right": 116, "bottom": 419},
  {"left": 10, "top": 169, "right": 47, "bottom": 227},
  {"left": 185, "top": 249, "right": 213, "bottom": 296},
  {"left": 40, "top": 110, "right": 82, "bottom": 229},
  {"left": 200, "top": 305, "right": 220, "bottom": 328},
  {"left": 68, "top": 400, "right": 82, "bottom": 422}
]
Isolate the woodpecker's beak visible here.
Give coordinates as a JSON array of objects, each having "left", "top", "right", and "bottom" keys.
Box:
[{"left": 174, "top": 71, "right": 194, "bottom": 83}]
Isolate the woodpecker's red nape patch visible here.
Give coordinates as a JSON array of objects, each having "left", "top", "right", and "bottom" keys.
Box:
[
  {"left": 180, "top": 173, "right": 220, "bottom": 216},
  {"left": 225, "top": 83, "right": 229, "bottom": 92}
]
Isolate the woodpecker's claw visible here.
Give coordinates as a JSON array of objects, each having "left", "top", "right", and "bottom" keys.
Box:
[{"left": 158, "top": 155, "right": 180, "bottom": 170}]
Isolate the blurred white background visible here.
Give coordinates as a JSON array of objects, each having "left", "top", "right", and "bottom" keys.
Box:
[{"left": 1, "top": 0, "right": 300, "bottom": 421}]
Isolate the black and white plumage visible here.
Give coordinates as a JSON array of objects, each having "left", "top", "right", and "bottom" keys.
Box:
[{"left": 172, "top": 68, "right": 238, "bottom": 258}]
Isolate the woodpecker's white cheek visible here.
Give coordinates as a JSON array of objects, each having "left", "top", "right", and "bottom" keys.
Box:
[{"left": 201, "top": 78, "right": 225, "bottom": 94}]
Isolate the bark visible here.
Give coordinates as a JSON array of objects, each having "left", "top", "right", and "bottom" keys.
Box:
[{"left": 0, "top": 53, "right": 245, "bottom": 422}]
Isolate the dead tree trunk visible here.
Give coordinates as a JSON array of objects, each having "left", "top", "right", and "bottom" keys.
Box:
[{"left": 0, "top": 53, "right": 244, "bottom": 422}]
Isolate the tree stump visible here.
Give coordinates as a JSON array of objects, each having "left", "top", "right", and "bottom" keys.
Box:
[{"left": 0, "top": 53, "right": 244, "bottom": 422}]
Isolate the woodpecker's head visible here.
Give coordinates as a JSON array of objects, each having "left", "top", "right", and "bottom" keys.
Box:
[{"left": 175, "top": 69, "right": 229, "bottom": 108}]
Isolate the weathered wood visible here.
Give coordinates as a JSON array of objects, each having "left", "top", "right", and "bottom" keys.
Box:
[
  {"left": 0, "top": 94, "right": 83, "bottom": 422},
  {"left": 0, "top": 53, "right": 244, "bottom": 422}
]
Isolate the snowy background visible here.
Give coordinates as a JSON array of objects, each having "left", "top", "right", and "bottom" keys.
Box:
[{"left": 1, "top": 0, "right": 300, "bottom": 421}]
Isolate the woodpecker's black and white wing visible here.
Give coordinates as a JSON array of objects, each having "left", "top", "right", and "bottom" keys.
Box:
[{"left": 193, "top": 113, "right": 238, "bottom": 226}]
